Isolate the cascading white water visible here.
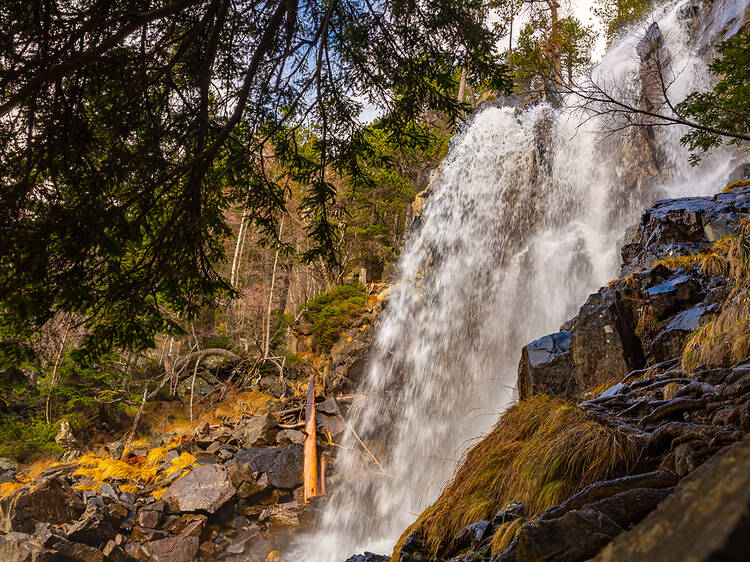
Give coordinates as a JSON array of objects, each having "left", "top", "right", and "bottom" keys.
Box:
[{"left": 288, "top": 1, "right": 740, "bottom": 560}]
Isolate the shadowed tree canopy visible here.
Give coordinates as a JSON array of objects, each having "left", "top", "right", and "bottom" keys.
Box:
[{"left": 0, "top": 0, "right": 511, "bottom": 356}]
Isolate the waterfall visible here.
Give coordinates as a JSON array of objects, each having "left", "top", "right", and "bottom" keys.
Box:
[{"left": 289, "top": 1, "right": 740, "bottom": 559}]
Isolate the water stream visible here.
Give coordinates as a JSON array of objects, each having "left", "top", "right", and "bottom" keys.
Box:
[{"left": 289, "top": 1, "right": 740, "bottom": 559}]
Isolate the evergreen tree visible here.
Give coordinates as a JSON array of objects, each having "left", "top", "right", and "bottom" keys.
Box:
[{"left": 0, "top": 0, "right": 511, "bottom": 356}]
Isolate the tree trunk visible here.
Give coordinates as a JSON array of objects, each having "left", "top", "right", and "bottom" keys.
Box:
[
  {"left": 263, "top": 216, "right": 284, "bottom": 360},
  {"left": 303, "top": 372, "right": 318, "bottom": 503}
]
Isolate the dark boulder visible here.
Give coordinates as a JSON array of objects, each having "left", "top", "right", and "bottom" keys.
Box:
[
  {"left": 595, "top": 435, "right": 750, "bottom": 561},
  {"left": 345, "top": 553, "right": 390, "bottom": 562},
  {"left": 453, "top": 519, "right": 492, "bottom": 549},
  {"left": 516, "top": 509, "right": 623, "bottom": 561},
  {"left": 231, "top": 414, "right": 279, "bottom": 448}
]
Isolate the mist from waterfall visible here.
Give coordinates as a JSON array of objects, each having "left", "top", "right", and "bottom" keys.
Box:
[{"left": 288, "top": 1, "right": 739, "bottom": 560}]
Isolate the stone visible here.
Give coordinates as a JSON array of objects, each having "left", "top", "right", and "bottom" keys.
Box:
[
  {"left": 0, "top": 469, "right": 17, "bottom": 484},
  {"left": 0, "top": 476, "right": 85, "bottom": 533},
  {"left": 232, "top": 414, "right": 279, "bottom": 447},
  {"left": 316, "top": 413, "right": 347, "bottom": 438},
  {"left": 135, "top": 503, "right": 164, "bottom": 529},
  {"left": 595, "top": 435, "right": 750, "bottom": 561},
  {"left": 106, "top": 441, "right": 125, "bottom": 460},
  {"left": 569, "top": 289, "right": 644, "bottom": 396},
  {"left": 227, "top": 445, "right": 303, "bottom": 490},
  {"left": 704, "top": 212, "right": 741, "bottom": 242},
  {"left": 259, "top": 501, "right": 300, "bottom": 528},
  {"left": 276, "top": 429, "right": 306, "bottom": 445},
  {"left": 726, "top": 162, "right": 750, "bottom": 184},
  {"left": 454, "top": 519, "right": 492, "bottom": 548},
  {"left": 345, "top": 553, "right": 391, "bottom": 562},
  {"left": 161, "top": 463, "right": 235, "bottom": 514},
  {"left": 0, "top": 531, "right": 58, "bottom": 562},
  {"left": 145, "top": 536, "right": 200, "bottom": 562},
  {"left": 224, "top": 525, "right": 272, "bottom": 559},
  {"left": 66, "top": 496, "right": 115, "bottom": 546},
  {"left": 517, "top": 331, "right": 574, "bottom": 400},
  {"left": 0, "top": 458, "right": 19, "bottom": 471},
  {"left": 316, "top": 396, "right": 342, "bottom": 416},
  {"left": 52, "top": 538, "right": 105, "bottom": 562},
  {"left": 517, "top": 509, "right": 623, "bottom": 561},
  {"left": 493, "top": 502, "right": 525, "bottom": 526},
  {"left": 646, "top": 274, "right": 702, "bottom": 319}
]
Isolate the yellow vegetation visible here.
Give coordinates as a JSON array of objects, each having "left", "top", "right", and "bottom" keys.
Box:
[
  {"left": 0, "top": 481, "right": 25, "bottom": 500},
  {"left": 635, "top": 305, "right": 658, "bottom": 336},
  {"left": 682, "top": 233, "right": 750, "bottom": 372},
  {"left": 391, "top": 396, "right": 640, "bottom": 560},
  {"left": 722, "top": 179, "right": 750, "bottom": 193}
]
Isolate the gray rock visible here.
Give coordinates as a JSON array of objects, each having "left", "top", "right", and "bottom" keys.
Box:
[
  {"left": 726, "top": 162, "right": 750, "bottom": 184},
  {"left": 345, "top": 553, "right": 391, "bottom": 562},
  {"left": 162, "top": 463, "right": 235, "bottom": 514},
  {"left": 259, "top": 500, "right": 300, "bottom": 528}
]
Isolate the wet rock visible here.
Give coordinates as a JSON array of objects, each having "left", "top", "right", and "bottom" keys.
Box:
[
  {"left": 398, "top": 530, "right": 429, "bottom": 561},
  {"left": 454, "top": 519, "right": 492, "bottom": 548},
  {"left": 228, "top": 445, "right": 303, "bottom": 490},
  {"left": 317, "top": 396, "right": 343, "bottom": 416},
  {"left": 517, "top": 509, "right": 623, "bottom": 561},
  {"left": 53, "top": 538, "right": 105, "bottom": 562},
  {"left": 317, "top": 413, "right": 347, "bottom": 438},
  {"left": 0, "top": 477, "right": 85, "bottom": 533},
  {"left": 493, "top": 502, "right": 525, "bottom": 525},
  {"left": 726, "top": 162, "right": 750, "bottom": 184},
  {"left": 569, "top": 289, "right": 644, "bottom": 395},
  {"left": 646, "top": 274, "right": 702, "bottom": 319},
  {"left": 345, "top": 553, "right": 391, "bottom": 562},
  {"left": 161, "top": 463, "right": 235, "bottom": 514},
  {"left": 595, "top": 435, "right": 750, "bottom": 561},
  {"left": 517, "top": 332, "right": 574, "bottom": 400},
  {"left": 232, "top": 414, "right": 279, "bottom": 447},
  {"left": 0, "top": 531, "right": 58, "bottom": 562}
]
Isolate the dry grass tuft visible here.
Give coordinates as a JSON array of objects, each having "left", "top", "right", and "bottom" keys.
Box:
[
  {"left": 635, "top": 305, "right": 658, "bottom": 336},
  {"left": 490, "top": 518, "right": 525, "bottom": 554},
  {"left": 682, "top": 234, "right": 750, "bottom": 373},
  {"left": 0, "top": 481, "right": 25, "bottom": 500},
  {"left": 722, "top": 179, "right": 750, "bottom": 193},
  {"left": 391, "top": 396, "right": 640, "bottom": 560}
]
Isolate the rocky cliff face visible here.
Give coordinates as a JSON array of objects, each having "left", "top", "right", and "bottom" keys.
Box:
[{"left": 385, "top": 177, "right": 750, "bottom": 562}]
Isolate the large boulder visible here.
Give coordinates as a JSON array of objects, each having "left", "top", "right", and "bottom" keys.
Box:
[
  {"left": 595, "top": 435, "right": 750, "bottom": 561},
  {"left": 568, "top": 288, "right": 644, "bottom": 396},
  {"left": 226, "top": 445, "right": 303, "bottom": 490},
  {"left": 0, "top": 477, "right": 85, "bottom": 533},
  {"left": 231, "top": 414, "right": 279, "bottom": 448},
  {"left": 161, "top": 463, "right": 235, "bottom": 514}
]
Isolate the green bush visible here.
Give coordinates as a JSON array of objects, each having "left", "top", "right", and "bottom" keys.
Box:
[
  {"left": 302, "top": 282, "right": 368, "bottom": 352},
  {"left": 0, "top": 416, "right": 63, "bottom": 461}
]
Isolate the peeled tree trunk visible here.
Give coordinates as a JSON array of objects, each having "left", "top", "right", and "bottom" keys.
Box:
[{"left": 303, "top": 372, "right": 318, "bottom": 503}]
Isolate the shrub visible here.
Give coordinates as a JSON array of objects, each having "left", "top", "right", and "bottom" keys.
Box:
[
  {"left": 301, "top": 282, "right": 368, "bottom": 352},
  {"left": 0, "top": 417, "right": 63, "bottom": 462},
  {"left": 392, "top": 396, "right": 640, "bottom": 560}
]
